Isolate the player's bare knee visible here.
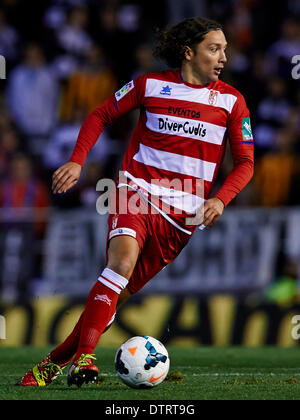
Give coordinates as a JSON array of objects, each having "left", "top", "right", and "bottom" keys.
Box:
[
  {"left": 107, "top": 258, "right": 135, "bottom": 280},
  {"left": 107, "top": 236, "right": 139, "bottom": 279}
]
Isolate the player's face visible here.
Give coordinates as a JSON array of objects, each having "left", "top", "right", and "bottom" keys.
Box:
[{"left": 186, "top": 30, "right": 227, "bottom": 84}]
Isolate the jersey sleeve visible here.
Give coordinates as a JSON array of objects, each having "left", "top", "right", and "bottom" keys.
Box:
[
  {"left": 214, "top": 93, "right": 254, "bottom": 206},
  {"left": 69, "top": 75, "right": 146, "bottom": 167}
]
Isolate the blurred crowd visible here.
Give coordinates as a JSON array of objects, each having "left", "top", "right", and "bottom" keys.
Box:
[{"left": 0, "top": 0, "right": 300, "bottom": 215}]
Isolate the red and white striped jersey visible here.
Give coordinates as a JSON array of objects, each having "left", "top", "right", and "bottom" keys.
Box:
[{"left": 70, "top": 70, "right": 254, "bottom": 231}]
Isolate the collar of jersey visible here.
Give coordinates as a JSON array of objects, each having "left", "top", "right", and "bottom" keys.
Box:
[{"left": 179, "top": 70, "right": 212, "bottom": 89}]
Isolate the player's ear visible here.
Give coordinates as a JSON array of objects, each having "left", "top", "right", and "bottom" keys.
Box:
[{"left": 183, "top": 46, "right": 193, "bottom": 61}]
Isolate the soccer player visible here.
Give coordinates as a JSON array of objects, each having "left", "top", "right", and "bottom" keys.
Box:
[{"left": 21, "top": 17, "right": 254, "bottom": 387}]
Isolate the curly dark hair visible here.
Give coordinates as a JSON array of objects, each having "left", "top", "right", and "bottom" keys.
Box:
[{"left": 153, "top": 17, "right": 224, "bottom": 68}]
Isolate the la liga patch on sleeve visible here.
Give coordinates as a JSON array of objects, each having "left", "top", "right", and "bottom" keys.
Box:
[
  {"left": 242, "top": 117, "right": 253, "bottom": 141},
  {"left": 115, "top": 80, "right": 134, "bottom": 102}
]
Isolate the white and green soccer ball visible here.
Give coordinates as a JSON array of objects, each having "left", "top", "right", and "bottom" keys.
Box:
[{"left": 115, "top": 336, "right": 170, "bottom": 388}]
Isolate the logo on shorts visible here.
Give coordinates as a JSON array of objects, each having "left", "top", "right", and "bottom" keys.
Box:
[
  {"left": 209, "top": 89, "right": 218, "bottom": 106},
  {"left": 112, "top": 216, "right": 118, "bottom": 230},
  {"left": 94, "top": 294, "right": 112, "bottom": 306}
]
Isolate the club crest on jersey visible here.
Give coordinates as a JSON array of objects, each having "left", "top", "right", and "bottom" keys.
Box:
[
  {"left": 208, "top": 89, "right": 218, "bottom": 106},
  {"left": 115, "top": 81, "right": 134, "bottom": 101},
  {"left": 160, "top": 85, "right": 172, "bottom": 96}
]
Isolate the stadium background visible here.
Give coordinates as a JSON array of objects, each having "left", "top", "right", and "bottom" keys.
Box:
[{"left": 0, "top": 0, "right": 299, "bottom": 348}]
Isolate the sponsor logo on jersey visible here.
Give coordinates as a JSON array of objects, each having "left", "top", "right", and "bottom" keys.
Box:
[
  {"left": 158, "top": 117, "right": 207, "bottom": 138},
  {"left": 242, "top": 117, "right": 253, "bottom": 141},
  {"left": 115, "top": 81, "right": 134, "bottom": 101},
  {"left": 209, "top": 89, "right": 218, "bottom": 106},
  {"left": 168, "top": 106, "right": 201, "bottom": 119},
  {"left": 160, "top": 85, "right": 172, "bottom": 96}
]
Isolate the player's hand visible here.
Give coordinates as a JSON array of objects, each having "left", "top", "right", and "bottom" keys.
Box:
[
  {"left": 52, "top": 162, "right": 82, "bottom": 194},
  {"left": 202, "top": 197, "right": 225, "bottom": 227}
]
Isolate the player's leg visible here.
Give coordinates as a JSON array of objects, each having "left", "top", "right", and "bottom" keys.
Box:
[
  {"left": 50, "top": 286, "right": 132, "bottom": 364},
  {"left": 73, "top": 235, "right": 139, "bottom": 360},
  {"left": 21, "top": 230, "right": 139, "bottom": 388},
  {"left": 21, "top": 191, "right": 147, "bottom": 387},
  {"left": 46, "top": 285, "right": 131, "bottom": 363},
  {"left": 67, "top": 235, "right": 140, "bottom": 387},
  {"left": 20, "top": 227, "right": 140, "bottom": 387}
]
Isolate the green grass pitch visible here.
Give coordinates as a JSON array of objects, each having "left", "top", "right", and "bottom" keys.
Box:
[{"left": 1, "top": 346, "right": 300, "bottom": 400}]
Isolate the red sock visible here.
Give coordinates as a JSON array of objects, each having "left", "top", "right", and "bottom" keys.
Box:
[
  {"left": 50, "top": 311, "right": 85, "bottom": 364},
  {"left": 49, "top": 304, "right": 116, "bottom": 364},
  {"left": 73, "top": 268, "right": 128, "bottom": 362}
]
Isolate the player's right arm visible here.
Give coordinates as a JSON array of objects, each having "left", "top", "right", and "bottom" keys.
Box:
[
  {"left": 52, "top": 161, "right": 82, "bottom": 194},
  {"left": 52, "top": 77, "right": 146, "bottom": 194}
]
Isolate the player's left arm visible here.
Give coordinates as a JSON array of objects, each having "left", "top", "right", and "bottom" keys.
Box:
[{"left": 204, "top": 93, "right": 254, "bottom": 227}]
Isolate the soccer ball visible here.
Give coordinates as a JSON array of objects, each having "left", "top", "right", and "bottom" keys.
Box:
[{"left": 115, "top": 336, "right": 170, "bottom": 388}]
